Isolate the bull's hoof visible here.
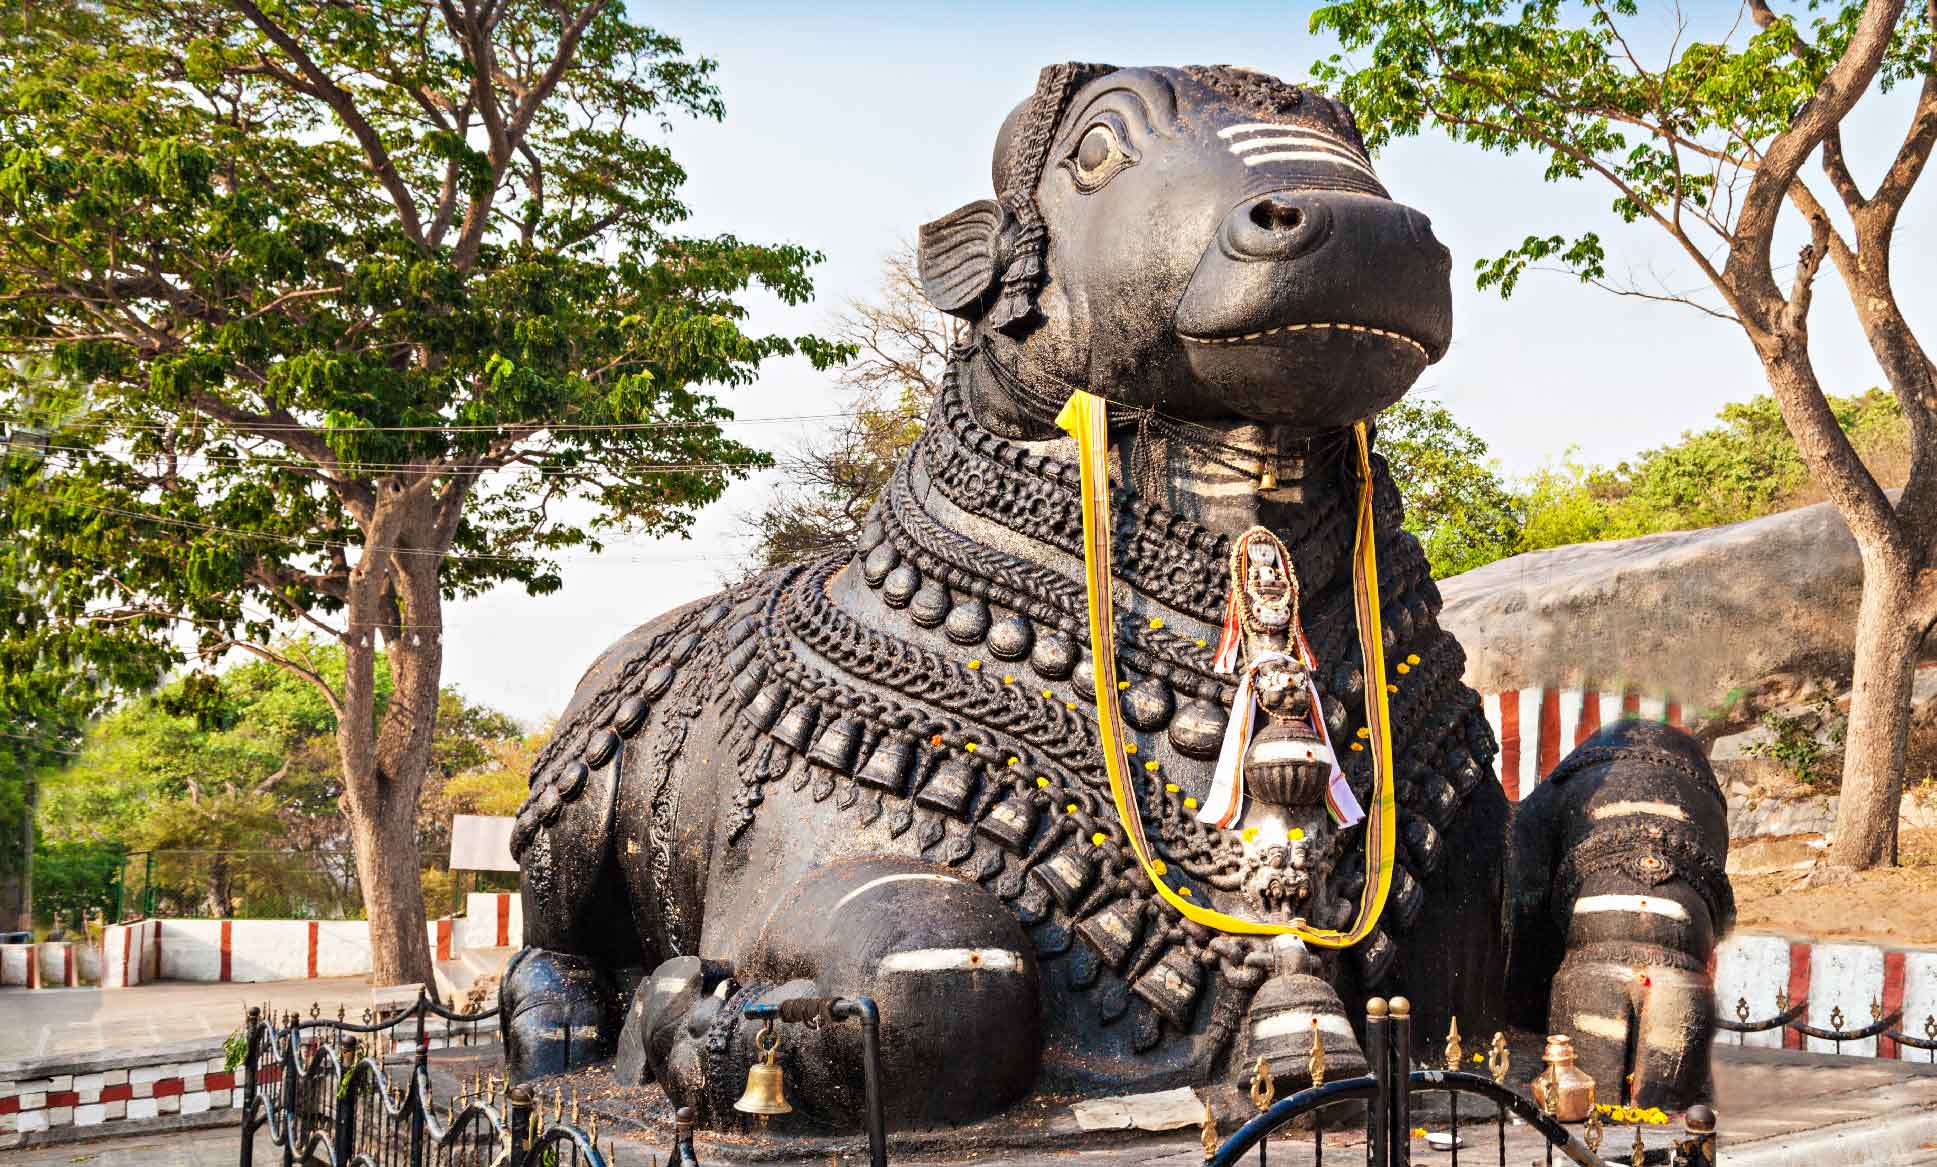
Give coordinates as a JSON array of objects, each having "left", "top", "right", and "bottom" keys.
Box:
[{"left": 501, "top": 946, "right": 612, "bottom": 1083}]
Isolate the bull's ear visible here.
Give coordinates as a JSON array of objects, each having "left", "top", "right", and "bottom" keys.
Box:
[{"left": 916, "top": 200, "right": 1010, "bottom": 318}]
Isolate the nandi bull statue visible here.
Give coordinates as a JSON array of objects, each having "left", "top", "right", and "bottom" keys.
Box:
[{"left": 501, "top": 63, "right": 1733, "bottom": 1134}]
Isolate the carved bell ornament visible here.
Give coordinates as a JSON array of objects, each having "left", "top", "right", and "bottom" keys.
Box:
[
  {"left": 733, "top": 1020, "right": 792, "bottom": 1119},
  {"left": 1530, "top": 1033, "right": 1596, "bottom": 1123}
]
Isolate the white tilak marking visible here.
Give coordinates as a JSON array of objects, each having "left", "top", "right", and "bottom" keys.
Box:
[
  {"left": 651, "top": 975, "right": 694, "bottom": 996},
  {"left": 1228, "top": 135, "right": 1365, "bottom": 161},
  {"left": 1250, "top": 1010, "right": 1358, "bottom": 1042},
  {"left": 831, "top": 872, "right": 958, "bottom": 916},
  {"left": 1570, "top": 1012, "right": 1630, "bottom": 1042},
  {"left": 878, "top": 947, "right": 1023, "bottom": 974},
  {"left": 1591, "top": 800, "right": 1688, "bottom": 823},
  {"left": 1242, "top": 150, "right": 1379, "bottom": 177},
  {"left": 1574, "top": 893, "right": 1691, "bottom": 923},
  {"left": 1218, "top": 121, "right": 1326, "bottom": 139}
]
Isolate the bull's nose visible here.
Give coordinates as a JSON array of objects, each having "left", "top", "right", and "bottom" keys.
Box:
[
  {"left": 1177, "top": 188, "right": 1454, "bottom": 361},
  {"left": 1222, "top": 191, "right": 1331, "bottom": 261}
]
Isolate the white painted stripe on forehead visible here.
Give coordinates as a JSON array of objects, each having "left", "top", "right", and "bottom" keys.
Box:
[
  {"left": 1230, "top": 135, "right": 1364, "bottom": 160},
  {"left": 1239, "top": 130, "right": 1363, "bottom": 152},
  {"left": 1218, "top": 121, "right": 1331, "bottom": 139},
  {"left": 878, "top": 947, "right": 1024, "bottom": 974},
  {"left": 1241, "top": 149, "right": 1379, "bottom": 177},
  {"left": 1573, "top": 893, "right": 1692, "bottom": 922}
]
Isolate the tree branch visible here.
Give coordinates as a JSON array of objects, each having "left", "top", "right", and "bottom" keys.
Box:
[{"left": 229, "top": 0, "right": 428, "bottom": 248}]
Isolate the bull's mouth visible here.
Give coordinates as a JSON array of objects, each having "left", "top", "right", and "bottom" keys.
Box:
[{"left": 1178, "top": 320, "right": 1431, "bottom": 361}]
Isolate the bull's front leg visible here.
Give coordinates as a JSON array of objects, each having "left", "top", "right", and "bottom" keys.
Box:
[{"left": 1507, "top": 719, "right": 1733, "bottom": 1109}]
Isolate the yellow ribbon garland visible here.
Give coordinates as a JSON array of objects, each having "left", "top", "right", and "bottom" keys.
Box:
[{"left": 1054, "top": 390, "right": 1397, "bottom": 945}]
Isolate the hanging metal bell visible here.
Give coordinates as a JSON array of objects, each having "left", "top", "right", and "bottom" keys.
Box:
[{"left": 733, "top": 1022, "right": 792, "bottom": 1119}]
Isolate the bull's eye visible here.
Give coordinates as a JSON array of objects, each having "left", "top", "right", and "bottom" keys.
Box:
[{"left": 1061, "top": 113, "right": 1137, "bottom": 193}]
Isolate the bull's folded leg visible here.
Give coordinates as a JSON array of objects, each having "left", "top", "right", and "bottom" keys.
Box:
[
  {"left": 500, "top": 946, "right": 616, "bottom": 1082},
  {"left": 1508, "top": 719, "right": 1733, "bottom": 1109},
  {"left": 638, "top": 857, "right": 1044, "bottom": 1131}
]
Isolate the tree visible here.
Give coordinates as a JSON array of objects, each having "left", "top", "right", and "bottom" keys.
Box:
[
  {"left": 37, "top": 641, "right": 529, "bottom": 919},
  {"left": 1377, "top": 396, "right": 1523, "bottom": 576},
  {"left": 743, "top": 247, "right": 956, "bottom": 570},
  {"left": 0, "top": 2, "right": 842, "bottom": 983},
  {"left": 1314, "top": 0, "right": 1937, "bottom": 868}
]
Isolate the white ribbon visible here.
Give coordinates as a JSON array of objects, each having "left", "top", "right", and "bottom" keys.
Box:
[{"left": 1195, "top": 651, "right": 1362, "bottom": 833}]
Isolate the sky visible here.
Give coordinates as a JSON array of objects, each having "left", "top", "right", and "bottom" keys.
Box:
[{"left": 439, "top": 0, "right": 1936, "bottom": 723}]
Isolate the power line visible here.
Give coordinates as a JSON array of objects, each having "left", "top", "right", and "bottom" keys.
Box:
[
  {"left": 38, "top": 441, "right": 808, "bottom": 479},
  {"left": 1, "top": 409, "right": 875, "bottom": 436},
  {"left": 21, "top": 493, "right": 756, "bottom": 569}
]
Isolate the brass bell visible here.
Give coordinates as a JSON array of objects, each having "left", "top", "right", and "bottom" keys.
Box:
[
  {"left": 733, "top": 1020, "right": 792, "bottom": 1119},
  {"left": 1256, "top": 468, "right": 1279, "bottom": 493}
]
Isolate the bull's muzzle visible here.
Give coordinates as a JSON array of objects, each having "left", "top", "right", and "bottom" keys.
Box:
[{"left": 1172, "top": 189, "right": 1454, "bottom": 428}]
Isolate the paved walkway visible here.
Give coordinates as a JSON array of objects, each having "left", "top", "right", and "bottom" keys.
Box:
[{"left": 0, "top": 975, "right": 385, "bottom": 1063}]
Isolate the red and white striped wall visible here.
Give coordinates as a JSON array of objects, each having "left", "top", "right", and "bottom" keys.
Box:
[
  {"left": 1713, "top": 933, "right": 1937, "bottom": 1060},
  {"left": 1481, "top": 686, "right": 1686, "bottom": 801},
  {"left": 0, "top": 900, "right": 521, "bottom": 990}
]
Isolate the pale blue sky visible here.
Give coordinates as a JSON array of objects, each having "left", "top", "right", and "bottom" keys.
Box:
[{"left": 442, "top": 1, "right": 1935, "bottom": 721}]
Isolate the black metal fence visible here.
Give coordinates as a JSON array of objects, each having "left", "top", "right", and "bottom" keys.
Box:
[
  {"left": 1720, "top": 990, "right": 1937, "bottom": 1059},
  {"left": 237, "top": 990, "right": 700, "bottom": 1167},
  {"left": 1204, "top": 997, "right": 1719, "bottom": 1167}
]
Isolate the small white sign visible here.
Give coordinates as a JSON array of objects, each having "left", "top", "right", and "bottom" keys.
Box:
[{"left": 448, "top": 815, "right": 518, "bottom": 872}]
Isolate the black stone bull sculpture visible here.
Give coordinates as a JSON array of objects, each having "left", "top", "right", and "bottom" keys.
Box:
[{"left": 501, "top": 63, "right": 1733, "bottom": 1133}]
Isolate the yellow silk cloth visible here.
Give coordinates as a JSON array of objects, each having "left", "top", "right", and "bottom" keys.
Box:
[{"left": 1054, "top": 390, "right": 1397, "bottom": 946}]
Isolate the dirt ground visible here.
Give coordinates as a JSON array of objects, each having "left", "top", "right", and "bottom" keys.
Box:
[{"left": 1732, "top": 826, "right": 1937, "bottom": 946}]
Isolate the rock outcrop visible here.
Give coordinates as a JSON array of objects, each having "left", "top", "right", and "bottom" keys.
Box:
[{"left": 1438, "top": 497, "right": 1926, "bottom": 707}]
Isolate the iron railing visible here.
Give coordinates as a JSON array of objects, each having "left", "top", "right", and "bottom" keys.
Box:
[
  {"left": 237, "top": 990, "right": 699, "bottom": 1167},
  {"left": 1720, "top": 991, "right": 1937, "bottom": 1059},
  {"left": 1204, "top": 997, "right": 1719, "bottom": 1167}
]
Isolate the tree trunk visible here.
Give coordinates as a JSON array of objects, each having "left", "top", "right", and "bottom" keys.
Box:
[
  {"left": 1827, "top": 554, "right": 1928, "bottom": 868},
  {"left": 336, "top": 489, "right": 446, "bottom": 990},
  {"left": 348, "top": 776, "right": 435, "bottom": 987}
]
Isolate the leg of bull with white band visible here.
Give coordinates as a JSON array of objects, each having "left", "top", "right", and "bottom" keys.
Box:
[{"left": 1509, "top": 719, "right": 1733, "bottom": 1109}]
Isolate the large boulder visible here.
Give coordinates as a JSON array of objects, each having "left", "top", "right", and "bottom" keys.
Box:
[{"left": 1437, "top": 497, "right": 1918, "bottom": 707}]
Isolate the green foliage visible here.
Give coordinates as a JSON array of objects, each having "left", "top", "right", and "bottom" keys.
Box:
[
  {"left": 35, "top": 639, "right": 526, "bottom": 918},
  {"left": 1377, "top": 396, "right": 1522, "bottom": 577},
  {"left": 1310, "top": 1, "right": 1935, "bottom": 300},
  {"left": 0, "top": 1, "right": 847, "bottom": 952},
  {"left": 1509, "top": 389, "right": 1907, "bottom": 555},
  {"left": 31, "top": 841, "right": 122, "bottom": 930},
  {"left": 1748, "top": 684, "right": 1848, "bottom": 788}
]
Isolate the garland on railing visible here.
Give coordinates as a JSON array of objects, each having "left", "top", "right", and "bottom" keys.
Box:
[{"left": 233, "top": 990, "right": 701, "bottom": 1167}]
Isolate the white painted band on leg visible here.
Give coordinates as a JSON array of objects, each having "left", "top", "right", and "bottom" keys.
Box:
[
  {"left": 879, "top": 947, "right": 1024, "bottom": 974},
  {"left": 1571, "top": 1012, "right": 1630, "bottom": 1041},
  {"left": 1574, "top": 894, "right": 1691, "bottom": 922},
  {"left": 1590, "top": 800, "right": 1688, "bottom": 823}
]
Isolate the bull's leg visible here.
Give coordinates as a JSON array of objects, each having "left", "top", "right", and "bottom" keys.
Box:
[
  {"left": 1508, "top": 719, "right": 1733, "bottom": 1109},
  {"left": 501, "top": 804, "right": 645, "bottom": 1081},
  {"left": 635, "top": 857, "right": 1043, "bottom": 1131},
  {"left": 500, "top": 946, "right": 620, "bottom": 1079}
]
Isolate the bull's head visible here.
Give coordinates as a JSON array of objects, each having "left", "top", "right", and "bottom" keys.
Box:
[{"left": 918, "top": 64, "right": 1452, "bottom": 438}]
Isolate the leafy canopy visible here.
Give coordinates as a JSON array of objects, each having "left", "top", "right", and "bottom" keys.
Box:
[
  {"left": 1310, "top": 0, "right": 1935, "bottom": 305},
  {"left": 0, "top": 0, "right": 845, "bottom": 671}
]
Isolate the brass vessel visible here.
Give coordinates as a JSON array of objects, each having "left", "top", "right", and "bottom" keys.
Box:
[{"left": 1530, "top": 1033, "right": 1597, "bottom": 1123}]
